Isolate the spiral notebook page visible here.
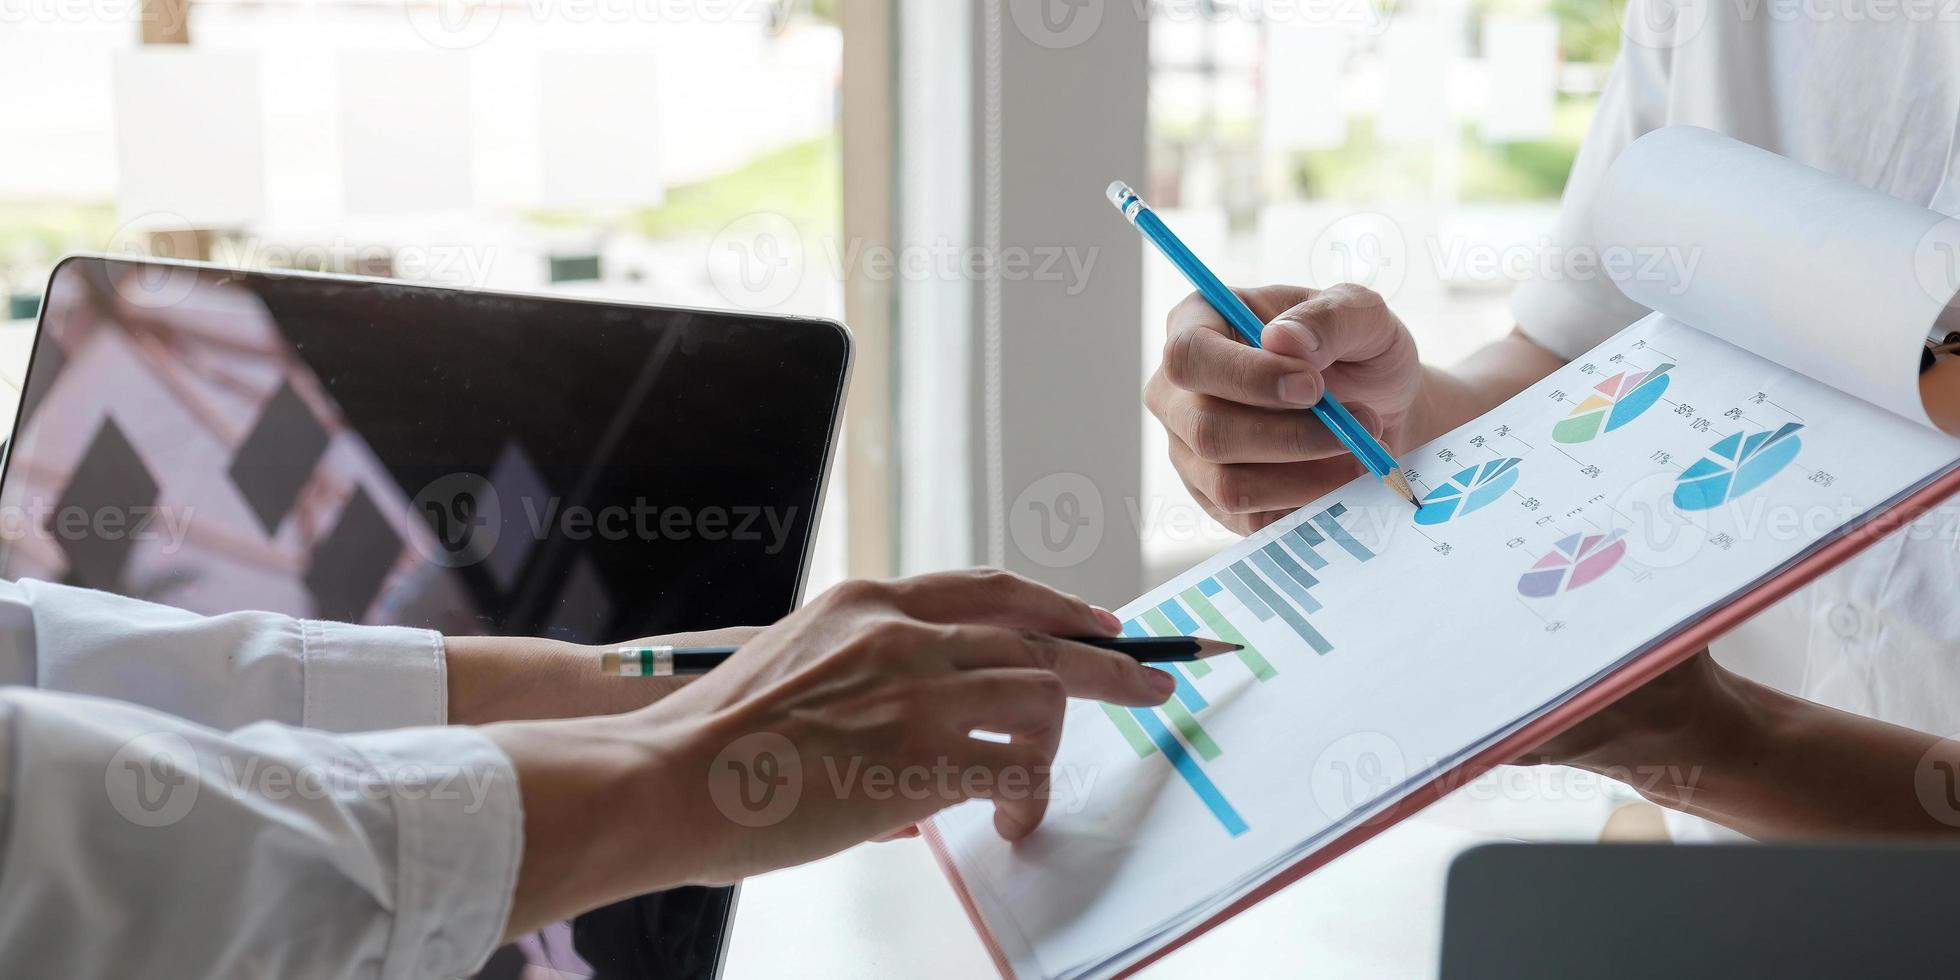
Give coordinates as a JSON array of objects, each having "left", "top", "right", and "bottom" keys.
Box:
[
  {"left": 928, "top": 129, "right": 1960, "bottom": 980},
  {"left": 1594, "top": 126, "right": 1960, "bottom": 428}
]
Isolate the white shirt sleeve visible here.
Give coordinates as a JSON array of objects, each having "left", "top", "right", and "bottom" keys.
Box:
[
  {"left": 1510, "top": 1, "right": 1677, "bottom": 360},
  {"left": 0, "top": 578, "right": 447, "bottom": 733},
  {"left": 0, "top": 580, "right": 524, "bottom": 977},
  {"left": 0, "top": 689, "right": 521, "bottom": 978}
]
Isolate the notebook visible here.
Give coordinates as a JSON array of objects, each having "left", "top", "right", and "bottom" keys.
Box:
[{"left": 925, "top": 127, "right": 1960, "bottom": 980}]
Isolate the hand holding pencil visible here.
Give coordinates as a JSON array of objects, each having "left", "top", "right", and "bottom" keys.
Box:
[{"left": 1134, "top": 242, "right": 1430, "bottom": 533}]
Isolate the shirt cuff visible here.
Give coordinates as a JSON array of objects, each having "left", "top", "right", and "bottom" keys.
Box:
[
  {"left": 341, "top": 724, "right": 524, "bottom": 979},
  {"left": 302, "top": 619, "right": 449, "bottom": 733}
]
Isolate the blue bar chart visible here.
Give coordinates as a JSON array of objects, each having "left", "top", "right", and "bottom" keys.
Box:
[{"left": 1100, "top": 502, "right": 1378, "bottom": 836}]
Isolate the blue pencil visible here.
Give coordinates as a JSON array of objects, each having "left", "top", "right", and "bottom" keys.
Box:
[{"left": 1107, "top": 181, "right": 1419, "bottom": 507}]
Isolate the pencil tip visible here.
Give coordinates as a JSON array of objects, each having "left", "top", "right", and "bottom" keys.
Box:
[{"left": 1383, "top": 468, "right": 1420, "bottom": 507}]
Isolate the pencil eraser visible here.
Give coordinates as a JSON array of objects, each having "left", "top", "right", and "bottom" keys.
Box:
[{"left": 1106, "top": 181, "right": 1134, "bottom": 208}]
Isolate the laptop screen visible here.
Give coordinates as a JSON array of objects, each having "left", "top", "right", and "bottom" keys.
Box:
[
  {"left": 0, "top": 256, "right": 847, "bottom": 643},
  {"left": 0, "top": 255, "right": 850, "bottom": 980}
]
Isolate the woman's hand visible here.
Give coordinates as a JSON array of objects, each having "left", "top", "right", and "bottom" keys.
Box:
[
  {"left": 651, "top": 569, "right": 1174, "bottom": 880},
  {"left": 488, "top": 569, "right": 1175, "bottom": 937},
  {"left": 1144, "top": 283, "right": 1424, "bottom": 533},
  {"left": 1513, "top": 649, "right": 1725, "bottom": 773}
]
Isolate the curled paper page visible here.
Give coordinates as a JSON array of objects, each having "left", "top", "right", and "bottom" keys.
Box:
[{"left": 1593, "top": 126, "right": 1960, "bottom": 430}]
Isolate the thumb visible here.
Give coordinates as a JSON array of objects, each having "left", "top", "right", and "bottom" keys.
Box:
[{"left": 1263, "top": 284, "right": 1404, "bottom": 373}]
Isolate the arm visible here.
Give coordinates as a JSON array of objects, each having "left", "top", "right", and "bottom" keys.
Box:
[
  {"left": 1410, "top": 330, "right": 1570, "bottom": 445},
  {"left": 484, "top": 570, "right": 1175, "bottom": 938},
  {"left": 444, "top": 626, "right": 759, "bottom": 724},
  {"left": 0, "top": 570, "right": 1171, "bottom": 969},
  {"left": 0, "top": 689, "right": 524, "bottom": 978},
  {"left": 1529, "top": 651, "right": 1960, "bottom": 839},
  {"left": 8, "top": 577, "right": 752, "bottom": 731}
]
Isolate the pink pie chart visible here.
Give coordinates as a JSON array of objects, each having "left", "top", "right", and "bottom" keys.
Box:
[{"left": 1518, "top": 529, "right": 1629, "bottom": 598}]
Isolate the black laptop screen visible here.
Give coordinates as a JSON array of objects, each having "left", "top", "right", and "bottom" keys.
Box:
[{"left": 0, "top": 256, "right": 847, "bottom": 646}]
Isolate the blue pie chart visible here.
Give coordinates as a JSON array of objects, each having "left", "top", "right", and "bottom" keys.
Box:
[
  {"left": 1415, "top": 457, "right": 1523, "bottom": 526},
  {"left": 1674, "top": 423, "right": 1804, "bottom": 512}
]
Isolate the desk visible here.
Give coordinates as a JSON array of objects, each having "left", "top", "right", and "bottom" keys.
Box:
[{"left": 724, "top": 769, "right": 1627, "bottom": 979}]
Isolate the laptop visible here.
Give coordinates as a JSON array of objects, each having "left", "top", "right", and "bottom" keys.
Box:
[
  {"left": 1, "top": 255, "right": 852, "bottom": 978},
  {"left": 1442, "top": 842, "right": 1960, "bottom": 979}
]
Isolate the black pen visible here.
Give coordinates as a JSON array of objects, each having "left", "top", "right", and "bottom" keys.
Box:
[{"left": 601, "top": 635, "right": 1243, "bottom": 677}]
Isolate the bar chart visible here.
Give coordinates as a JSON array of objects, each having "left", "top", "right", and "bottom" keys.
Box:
[{"left": 1099, "top": 502, "right": 1379, "bottom": 836}]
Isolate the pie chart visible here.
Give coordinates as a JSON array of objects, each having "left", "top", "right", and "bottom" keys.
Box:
[
  {"left": 1518, "top": 529, "right": 1629, "bottom": 598},
  {"left": 1552, "top": 363, "right": 1674, "bottom": 444},
  {"left": 1414, "top": 457, "right": 1523, "bottom": 526},
  {"left": 1673, "top": 422, "right": 1805, "bottom": 512}
]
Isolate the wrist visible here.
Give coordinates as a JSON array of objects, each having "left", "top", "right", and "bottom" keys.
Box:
[
  {"left": 1568, "top": 655, "right": 1769, "bottom": 804},
  {"left": 487, "top": 708, "right": 706, "bottom": 937},
  {"left": 447, "top": 635, "right": 589, "bottom": 725},
  {"left": 1406, "top": 365, "right": 1468, "bottom": 450},
  {"left": 449, "top": 632, "right": 740, "bottom": 725},
  {"left": 1410, "top": 331, "right": 1568, "bottom": 450}
]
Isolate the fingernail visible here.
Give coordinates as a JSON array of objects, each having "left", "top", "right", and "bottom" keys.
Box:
[
  {"left": 995, "top": 811, "right": 1027, "bottom": 840},
  {"left": 1092, "top": 606, "right": 1122, "bottom": 634},
  {"left": 1272, "top": 318, "right": 1320, "bottom": 353},
  {"left": 1147, "top": 668, "right": 1177, "bottom": 698},
  {"left": 1279, "top": 373, "right": 1319, "bottom": 406}
]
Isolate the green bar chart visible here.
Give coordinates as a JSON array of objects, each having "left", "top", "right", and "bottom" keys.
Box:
[{"left": 1102, "top": 501, "right": 1377, "bottom": 836}]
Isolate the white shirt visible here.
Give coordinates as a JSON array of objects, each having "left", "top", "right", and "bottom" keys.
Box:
[
  {"left": 0, "top": 578, "right": 521, "bottom": 977},
  {"left": 1513, "top": 0, "right": 1960, "bottom": 835}
]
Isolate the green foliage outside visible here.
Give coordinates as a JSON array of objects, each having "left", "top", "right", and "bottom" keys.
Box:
[
  {"left": 3, "top": 0, "right": 1622, "bottom": 290},
  {"left": 525, "top": 133, "right": 839, "bottom": 238},
  {"left": 1290, "top": 97, "right": 1597, "bottom": 202}
]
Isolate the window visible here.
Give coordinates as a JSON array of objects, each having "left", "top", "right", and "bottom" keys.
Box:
[
  {"left": 1141, "top": 0, "right": 1619, "bottom": 578},
  {"left": 0, "top": 0, "right": 851, "bottom": 589}
]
